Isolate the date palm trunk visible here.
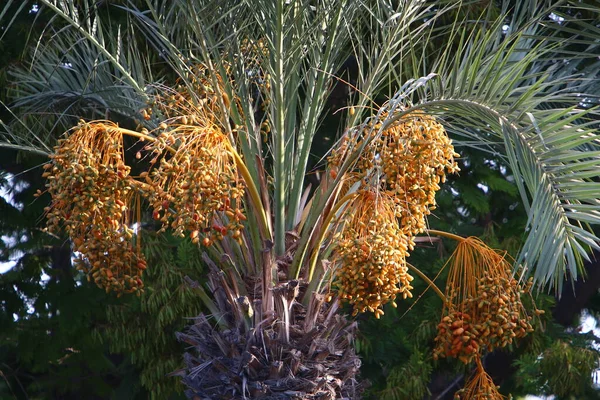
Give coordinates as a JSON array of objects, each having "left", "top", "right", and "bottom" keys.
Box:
[{"left": 178, "top": 262, "right": 362, "bottom": 399}]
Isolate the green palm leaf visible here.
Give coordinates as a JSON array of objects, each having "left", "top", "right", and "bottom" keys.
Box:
[
  {"left": 1, "top": 0, "right": 149, "bottom": 151},
  {"left": 376, "top": 1, "right": 600, "bottom": 291}
]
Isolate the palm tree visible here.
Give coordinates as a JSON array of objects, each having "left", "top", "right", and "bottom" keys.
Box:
[{"left": 2, "top": 0, "right": 600, "bottom": 398}]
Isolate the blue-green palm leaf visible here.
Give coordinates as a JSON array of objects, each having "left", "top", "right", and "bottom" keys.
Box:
[{"left": 376, "top": 1, "right": 600, "bottom": 291}]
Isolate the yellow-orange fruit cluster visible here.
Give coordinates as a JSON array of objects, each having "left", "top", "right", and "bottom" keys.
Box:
[
  {"left": 377, "top": 113, "right": 460, "bottom": 236},
  {"left": 470, "top": 274, "right": 535, "bottom": 351},
  {"left": 454, "top": 359, "right": 506, "bottom": 400},
  {"left": 335, "top": 191, "right": 413, "bottom": 317},
  {"left": 41, "top": 122, "right": 146, "bottom": 294},
  {"left": 136, "top": 65, "right": 246, "bottom": 246},
  {"left": 140, "top": 124, "right": 245, "bottom": 245},
  {"left": 434, "top": 238, "right": 539, "bottom": 364},
  {"left": 329, "top": 112, "right": 459, "bottom": 315},
  {"left": 143, "top": 64, "right": 230, "bottom": 124},
  {"left": 433, "top": 310, "right": 480, "bottom": 364},
  {"left": 328, "top": 113, "right": 459, "bottom": 237}
]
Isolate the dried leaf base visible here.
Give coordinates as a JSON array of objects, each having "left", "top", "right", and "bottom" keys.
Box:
[{"left": 178, "top": 271, "right": 363, "bottom": 399}]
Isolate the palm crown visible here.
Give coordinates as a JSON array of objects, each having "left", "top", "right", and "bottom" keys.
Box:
[{"left": 2, "top": 0, "right": 600, "bottom": 398}]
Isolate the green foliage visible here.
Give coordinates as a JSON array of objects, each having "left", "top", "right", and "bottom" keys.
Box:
[
  {"left": 378, "top": 350, "right": 434, "bottom": 400},
  {"left": 436, "top": 146, "right": 527, "bottom": 243},
  {"left": 357, "top": 255, "right": 447, "bottom": 399},
  {"left": 514, "top": 340, "right": 600, "bottom": 399},
  {"left": 0, "top": 151, "right": 149, "bottom": 399},
  {"left": 94, "top": 233, "right": 206, "bottom": 400}
]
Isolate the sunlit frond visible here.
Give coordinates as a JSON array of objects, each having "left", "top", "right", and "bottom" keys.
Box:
[
  {"left": 375, "top": 2, "right": 600, "bottom": 291},
  {"left": 1, "top": 0, "right": 149, "bottom": 152}
]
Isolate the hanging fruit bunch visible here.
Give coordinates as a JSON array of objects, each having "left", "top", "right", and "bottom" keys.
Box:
[
  {"left": 433, "top": 237, "right": 539, "bottom": 365},
  {"left": 375, "top": 112, "right": 460, "bottom": 236},
  {"left": 136, "top": 64, "right": 246, "bottom": 246},
  {"left": 40, "top": 121, "right": 146, "bottom": 294},
  {"left": 142, "top": 63, "right": 231, "bottom": 124},
  {"left": 454, "top": 358, "right": 507, "bottom": 400},
  {"left": 330, "top": 111, "right": 460, "bottom": 315},
  {"left": 139, "top": 122, "right": 246, "bottom": 246},
  {"left": 335, "top": 190, "right": 414, "bottom": 317},
  {"left": 330, "top": 112, "right": 459, "bottom": 234},
  {"left": 39, "top": 66, "right": 247, "bottom": 293}
]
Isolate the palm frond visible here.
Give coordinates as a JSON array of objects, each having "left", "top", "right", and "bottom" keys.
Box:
[
  {"left": 0, "top": 0, "right": 30, "bottom": 41},
  {"left": 2, "top": 0, "right": 149, "bottom": 152},
  {"left": 126, "top": 0, "right": 360, "bottom": 253},
  {"left": 378, "top": 1, "right": 600, "bottom": 291}
]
